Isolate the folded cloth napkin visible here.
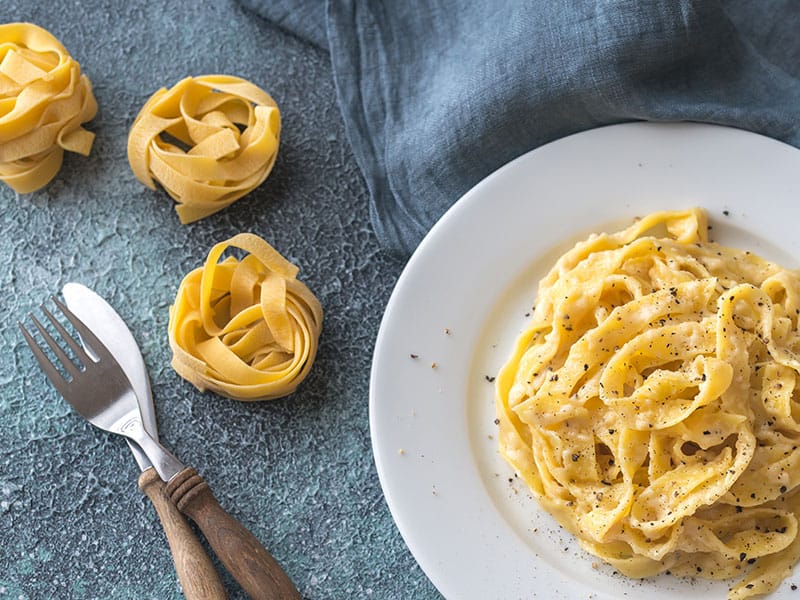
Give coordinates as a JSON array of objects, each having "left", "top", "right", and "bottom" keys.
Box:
[{"left": 240, "top": 0, "right": 800, "bottom": 256}]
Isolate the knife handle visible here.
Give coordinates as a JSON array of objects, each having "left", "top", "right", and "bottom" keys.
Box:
[
  {"left": 139, "top": 468, "right": 228, "bottom": 600},
  {"left": 165, "top": 467, "right": 301, "bottom": 600}
]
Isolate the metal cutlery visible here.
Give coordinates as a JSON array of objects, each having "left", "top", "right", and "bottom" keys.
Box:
[
  {"left": 61, "top": 283, "right": 226, "bottom": 600},
  {"left": 19, "top": 296, "right": 300, "bottom": 600}
]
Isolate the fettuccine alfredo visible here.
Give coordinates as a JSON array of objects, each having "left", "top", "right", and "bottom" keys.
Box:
[{"left": 496, "top": 208, "right": 800, "bottom": 599}]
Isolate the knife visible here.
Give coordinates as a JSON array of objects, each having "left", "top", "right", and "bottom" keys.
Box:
[{"left": 62, "top": 283, "right": 227, "bottom": 600}]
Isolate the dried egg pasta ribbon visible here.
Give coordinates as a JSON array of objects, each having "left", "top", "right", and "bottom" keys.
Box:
[
  {"left": 0, "top": 23, "right": 97, "bottom": 193},
  {"left": 168, "top": 233, "right": 322, "bottom": 401},
  {"left": 127, "top": 75, "right": 280, "bottom": 223},
  {"left": 496, "top": 208, "right": 800, "bottom": 599}
]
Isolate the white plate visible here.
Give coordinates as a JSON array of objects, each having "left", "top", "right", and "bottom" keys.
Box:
[{"left": 369, "top": 122, "right": 800, "bottom": 600}]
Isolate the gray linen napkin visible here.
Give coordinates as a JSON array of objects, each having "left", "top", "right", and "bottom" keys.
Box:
[{"left": 240, "top": 0, "right": 800, "bottom": 256}]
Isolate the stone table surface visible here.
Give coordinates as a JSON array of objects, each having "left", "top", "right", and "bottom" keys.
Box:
[{"left": 0, "top": 1, "right": 439, "bottom": 598}]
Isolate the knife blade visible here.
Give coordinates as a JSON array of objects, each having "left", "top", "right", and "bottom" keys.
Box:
[{"left": 62, "top": 283, "right": 227, "bottom": 600}]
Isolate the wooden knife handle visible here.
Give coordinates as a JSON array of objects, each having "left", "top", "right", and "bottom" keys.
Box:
[
  {"left": 165, "top": 467, "right": 301, "bottom": 600},
  {"left": 138, "top": 468, "right": 228, "bottom": 600}
]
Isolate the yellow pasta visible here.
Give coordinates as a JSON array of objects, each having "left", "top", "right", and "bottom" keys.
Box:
[
  {"left": 127, "top": 75, "right": 280, "bottom": 223},
  {"left": 496, "top": 208, "right": 800, "bottom": 599},
  {"left": 0, "top": 22, "right": 97, "bottom": 193},
  {"left": 168, "top": 233, "right": 322, "bottom": 401}
]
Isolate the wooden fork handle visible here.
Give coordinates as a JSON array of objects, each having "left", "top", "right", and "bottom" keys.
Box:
[
  {"left": 138, "top": 468, "right": 228, "bottom": 600},
  {"left": 165, "top": 467, "right": 301, "bottom": 600}
]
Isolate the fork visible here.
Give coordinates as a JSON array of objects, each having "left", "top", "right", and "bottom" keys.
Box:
[
  {"left": 19, "top": 298, "right": 301, "bottom": 600},
  {"left": 20, "top": 298, "right": 185, "bottom": 478}
]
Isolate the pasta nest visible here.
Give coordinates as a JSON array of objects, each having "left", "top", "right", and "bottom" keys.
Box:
[
  {"left": 0, "top": 22, "right": 97, "bottom": 193},
  {"left": 127, "top": 75, "right": 280, "bottom": 223},
  {"left": 168, "top": 233, "right": 322, "bottom": 401},
  {"left": 496, "top": 209, "right": 800, "bottom": 599}
]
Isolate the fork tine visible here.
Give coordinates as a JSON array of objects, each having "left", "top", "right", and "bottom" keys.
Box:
[
  {"left": 51, "top": 296, "right": 115, "bottom": 364},
  {"left": 29, "top": 312, "right": 82, "bottom": 379},
  {"left": 18, "top": 320, "right": 69, "bottom": 395},
  {"left": 41, "top": 304, "right": 93, "bottom": 368}
]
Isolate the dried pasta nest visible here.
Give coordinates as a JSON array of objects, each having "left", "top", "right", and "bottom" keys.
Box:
[
  {"left": 168, "top": 233, "right": 322, "bottom": 401},
  {"left": 0, "top": 22, "right": 97, "bottom": 193},
  {"left": 127, "top": 75, "right": 280, "bottom": 223}
]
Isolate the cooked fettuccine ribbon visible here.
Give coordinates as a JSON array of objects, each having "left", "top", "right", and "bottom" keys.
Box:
[
  {"left": 496, "top": 208, "right": 800, "bottom": 599},
  {"left": 169, "top": 233, "right": 322, "bottom": 401},
  {"left": 0, "top": 22, "right": 97, "bottom": 193},
  {"left": 127, "top": 75, "right": 280, "bottom": 223}
]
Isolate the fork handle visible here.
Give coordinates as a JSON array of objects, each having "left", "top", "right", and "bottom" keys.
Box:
[
  {"left": 139, "top": 468, "right": 228, "bottom": 600},
  {"left": 165, "top": 467, "right": 301, "bottom": 600}
]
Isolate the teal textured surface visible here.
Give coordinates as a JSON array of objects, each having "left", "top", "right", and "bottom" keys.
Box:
[{"left": 0, "top": 1, "right": 437, "bottom": 598}]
